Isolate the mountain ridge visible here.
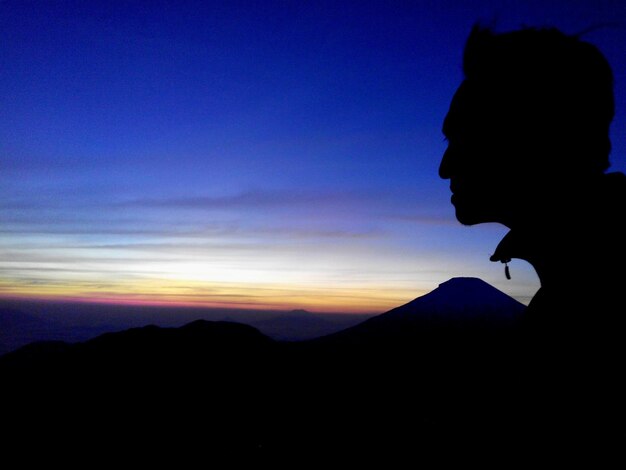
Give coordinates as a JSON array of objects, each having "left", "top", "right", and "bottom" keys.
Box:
[
  {"left": 0, "top": 300, "right": 374, "bottom": 354},
  {"left": 0, "top": 277, "right": 525, "bottom": 358},
  {"left": 312, "top": 276, "right": 525, "bottom": 346},
  {"left": 7, "top": 277, "right": 601, "bottom": 462}
]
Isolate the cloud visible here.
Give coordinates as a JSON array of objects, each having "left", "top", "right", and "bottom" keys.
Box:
[
  {"left": 118, "top": 188, "right": 371, "bottom": 210},
  {"left": 386, "top": 213, "right": 458, "bottom": 225}
]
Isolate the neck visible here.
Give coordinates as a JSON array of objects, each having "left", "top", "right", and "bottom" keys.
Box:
[
  {"left": 492, "top": 219, "right": 571, "bottom": 289},
  {"left": 490, "top": 172, "right": 616, "bottom": 287},
  {"left": 493, "top": 172, "right": 621, "bottom": 293}
]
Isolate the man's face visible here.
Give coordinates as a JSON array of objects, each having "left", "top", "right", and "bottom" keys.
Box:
[{"left": 439, "top": 81, "right": 514, "bottom": 226}]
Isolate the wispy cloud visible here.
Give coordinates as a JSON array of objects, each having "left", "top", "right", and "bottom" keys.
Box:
[
  {"left": 118, "top": 188, "right": 378, "bottom": 210},
  {"left": 385, "top": 213, "right": 456, "bottom": 225}
]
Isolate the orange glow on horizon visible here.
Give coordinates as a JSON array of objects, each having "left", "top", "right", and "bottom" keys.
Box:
[{"left": 0, "top": 277, "right": 425, "bottom": 314}]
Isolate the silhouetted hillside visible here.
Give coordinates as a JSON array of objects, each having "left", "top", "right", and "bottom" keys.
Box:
[
  {"left": 0, "top": 300, "right": 374, "bottom": 354},
  {"left": 1, "top": 278, "right": 623, "bottom": 463},
  {"left": 2, "top": 319, "right": 275, "bottom": 372},
  {"left": 1, "top": 320, "right": 281, "bottom": 461}
]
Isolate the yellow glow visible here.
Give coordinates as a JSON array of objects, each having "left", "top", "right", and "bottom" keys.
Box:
[{"left": 0, "top": 277, "right": 425, "bottom": 314}]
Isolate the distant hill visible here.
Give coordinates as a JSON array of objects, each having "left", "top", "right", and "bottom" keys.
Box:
[
  {"left": 252, "top": 308, "right": 373, "bottom": 340},
  {"left": 0, "top": 300, "right": 374, "bottom": 354}
]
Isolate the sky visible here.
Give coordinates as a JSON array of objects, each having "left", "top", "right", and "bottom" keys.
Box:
[{"left": 1, "top": 0, "right": 625, "bottom": 314}]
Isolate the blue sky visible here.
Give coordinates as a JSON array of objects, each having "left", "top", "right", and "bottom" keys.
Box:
[{"left": 1, "top": 0, "right": 625, "bottom": 312}]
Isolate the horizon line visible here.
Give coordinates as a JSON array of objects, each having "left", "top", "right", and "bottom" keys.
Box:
[{"left": 0, "top": 293, "right": 383, "bottom": 316}]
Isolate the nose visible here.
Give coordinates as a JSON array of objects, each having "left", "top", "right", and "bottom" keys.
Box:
[{"left": 439, "top": 145, "right": 454, "bottom": 180}]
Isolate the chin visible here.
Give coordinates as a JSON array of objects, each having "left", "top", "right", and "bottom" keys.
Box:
[
  {"left": 455, "top": 211, "right": 482, "bottom": 226},
  {"left": 451, "top": 192, "right": 502, "bottom": 225},
  {"left": 453, "top": 203, "right": 489, "bottom": 226}
]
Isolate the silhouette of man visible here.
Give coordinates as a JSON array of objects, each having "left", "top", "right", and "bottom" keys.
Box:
[{"left": 440, "top": 25, "right": 626, "bottom": 453}]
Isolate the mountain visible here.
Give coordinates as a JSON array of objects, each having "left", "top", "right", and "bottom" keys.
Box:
[
  {"left": 314, "top": 277, "right": 525, "bottom": 346},
  {"left": 251, "top": 309, "right": 374, "bottom": 341},
  {"left": 388, "top": 276, "right": 526, "bottom": 318}
]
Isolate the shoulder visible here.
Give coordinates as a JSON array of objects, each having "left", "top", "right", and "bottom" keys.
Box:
[{"left": 602, "top": 171, "right": 626, "bottom": 198}]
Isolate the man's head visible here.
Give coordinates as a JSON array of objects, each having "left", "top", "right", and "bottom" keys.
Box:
[{"left": 439, "top": 25, "right": 614, "bottom": 227}]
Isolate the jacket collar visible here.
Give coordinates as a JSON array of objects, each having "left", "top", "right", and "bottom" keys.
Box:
[
  {"left": 489, "top": 227, "right": 552, "bottom": 286},
  {"left": 490, "top": 229, "right": 538, "bottom": 265}
]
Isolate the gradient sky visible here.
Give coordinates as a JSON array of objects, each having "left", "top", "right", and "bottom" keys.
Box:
[{"left": 2, "top": 0, "right": 625, "bottom": 313}]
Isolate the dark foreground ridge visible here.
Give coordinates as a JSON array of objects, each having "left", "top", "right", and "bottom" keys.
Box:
[{"left": 1, "top": 278, "right": 623, "bottom": 464}]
